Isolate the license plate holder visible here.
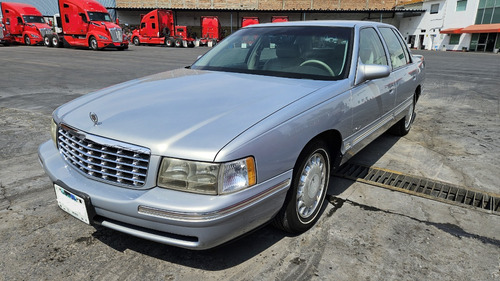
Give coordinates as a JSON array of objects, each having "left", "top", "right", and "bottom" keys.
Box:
[{"left": 54, "top": 184, "right": 91, "bottom": 224}]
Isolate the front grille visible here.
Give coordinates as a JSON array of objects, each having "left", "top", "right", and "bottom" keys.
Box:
[
  {"left": 39, "top": 28, "right": 51, "bottom": 38},
  {"left": 108, "top": 28, "right": 123, "bottom": 43},
  {"left": 57, "top": 126, "right": 150, "bottom": 187}
]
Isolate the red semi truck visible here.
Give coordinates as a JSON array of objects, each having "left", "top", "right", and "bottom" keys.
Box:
[
  {"left": 271, "top": 16, "right": 289, "bottom": 23},
  {"left": 198, "top": 16, "right": 222, "bottom": 46},
  {"left": 241, "top": 17, "right": 259, "bottom": 27},
  {"left": 44, "top": 0, "right": 128, "bottom": 50},
  {"left": 132, "top": 9, "right": 195, "bottom": 47},
  {"left": 0, "top": 2, "right": 52, "bottom": 46}
]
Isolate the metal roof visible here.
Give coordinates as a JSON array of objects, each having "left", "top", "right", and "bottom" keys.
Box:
[{"left": 0, "top": 0, "right": 116, "bottom": 16}]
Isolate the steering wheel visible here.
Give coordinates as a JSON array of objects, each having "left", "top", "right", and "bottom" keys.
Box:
[{"left": 299, "top": 60, "right": 335, "bottom": 76}]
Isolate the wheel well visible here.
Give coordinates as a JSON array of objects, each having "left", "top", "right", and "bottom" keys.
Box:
[
  {"left": 415, "top": 85, "right": 422, "bottom": 102},
  {"left": 303, "top": 130, "right": 343, "bottom": 171}
]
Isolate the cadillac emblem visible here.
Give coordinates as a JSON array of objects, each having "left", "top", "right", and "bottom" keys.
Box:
[{"left": 89, "top": 112, "right": 100, "bottom": 126}]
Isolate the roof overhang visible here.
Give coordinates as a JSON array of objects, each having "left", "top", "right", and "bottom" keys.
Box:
[
  {"left": 461, "top": 23, "right": 500, "bottom": 33},
  {"left": 440, "top": 28, "right": 464, "bottom": 34}
]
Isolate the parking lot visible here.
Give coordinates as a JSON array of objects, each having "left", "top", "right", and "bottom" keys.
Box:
[{"left": 0, "top": 44, "right": 499, "bottom": 280}]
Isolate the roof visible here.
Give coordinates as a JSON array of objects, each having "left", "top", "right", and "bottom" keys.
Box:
[
  {"left": 461, "top": 23, "right": 500, "bottom": 33},
  {"left": 440, "top": 27, "right": 463, "bottom": 34},
  {"left": 249, "top": 20, "right": 397, "bottom": 29}
]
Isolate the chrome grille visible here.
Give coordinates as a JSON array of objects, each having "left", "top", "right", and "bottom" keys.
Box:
[
  {"left": 108, "top": 28, "right": 123, "bottom": 43},
  {"left": 39, "top": 28, "right": 52, "bottom": 38},
  {"left": 57, "top": 126, "right": 150, "bottom": 187}
]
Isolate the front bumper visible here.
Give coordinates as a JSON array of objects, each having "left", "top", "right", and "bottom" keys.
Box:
[
  {"left": 38, "top": 140, "right": 291, "bottom": 250},
  {"left": 98, "top": 40, "right": 128, "bottom": 49}
]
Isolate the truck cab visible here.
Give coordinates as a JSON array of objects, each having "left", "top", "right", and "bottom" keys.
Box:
[
  {"left": 0, "top": 2, "right": 52, "bottom": 45},
  {"left": 45, "top": 0, "right": 128, "bottom": 50},
  {"left": 132, "top": 9, "right": 194, "bottom": 47},
  {"left": 199, "top": 16, "right": 222, "bottom": 47},
  {"left": 241, "top": 17, "right": 259, "bottom": 28}
]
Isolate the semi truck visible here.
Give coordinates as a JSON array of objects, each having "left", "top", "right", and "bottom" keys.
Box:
[
  {"left": 241, "top": 17, "right": 259, "bottom": 27},
  {"left": 44, "top": 0, "right": 128, "bottom": 50},
  {"left": 0, "top": 2, "right": 52, "bottom": 46},
  {"left": 131, "top": 9, "right": 195, "bottom": 47},
  {"left": 198, "top": 16, "right": 222, "bottom": 47}
]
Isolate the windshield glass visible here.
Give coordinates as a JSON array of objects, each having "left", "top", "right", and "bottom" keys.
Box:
[
  {"left": 23, "top": 16, "right": 45, "bottom": 24},
  {"left": 87, "top": 12, "right": 111, "bottom": 22},
  {"left": 191, "top": 26, "right": 352, "bottom": 80}
]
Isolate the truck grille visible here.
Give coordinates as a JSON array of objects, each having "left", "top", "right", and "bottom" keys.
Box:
[
  {"left": 39, "top": 28, "right": 51, "bottom": 38},
  {"left": 57, "top": 126, "right": 150, "bottom": 187},
  {"left": 108, "top": 28, "right": 123, "bottom": 43}
]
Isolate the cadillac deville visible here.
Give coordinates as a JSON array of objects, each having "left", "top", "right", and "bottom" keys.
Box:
[{"left": 39, "top": 21, "right": 425, "bottom": 250}]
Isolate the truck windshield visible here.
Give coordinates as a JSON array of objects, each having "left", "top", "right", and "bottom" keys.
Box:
[
  {"left": 23, "top": 16, "right": 46, "bottom": 24},
  {"left": 87, "top": 12, "right": 111, "bottom": 22},
  {"left": 191, "top": 26, "right": 352, "bottom": 81}
]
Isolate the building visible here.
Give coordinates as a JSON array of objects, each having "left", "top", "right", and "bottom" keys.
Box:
[{"left": 397, "top": 0, "right": 500, "bottom": 52}]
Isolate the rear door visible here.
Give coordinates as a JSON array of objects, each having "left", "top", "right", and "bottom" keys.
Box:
[{"left": 378, "top": 27, "right": 414, "bottom": 108}]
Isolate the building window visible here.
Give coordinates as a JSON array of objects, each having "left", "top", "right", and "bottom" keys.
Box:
[
  {"left": 456, "top": 0, "right": 467, "bottom": 11},
  {"left": 449, "top": 34, "right": 461, "bottom": 45},
  {"left": 430, "top": 3, "right": 440, "bottom": 14}
]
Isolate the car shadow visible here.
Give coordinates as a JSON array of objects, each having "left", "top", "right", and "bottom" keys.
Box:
[{"left": 91, "top": 133, "right": 402, "bottom": 269}]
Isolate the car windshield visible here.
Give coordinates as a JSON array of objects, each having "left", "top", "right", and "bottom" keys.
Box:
[
  {"left": 87, "top": 12, "right": 111, "bottom": 22},
  {"left": 191, "top": 26, "right": 352, "bottom": 80},
  {"left": 23, "top": 16, "right": 45, "bottom": 24}
]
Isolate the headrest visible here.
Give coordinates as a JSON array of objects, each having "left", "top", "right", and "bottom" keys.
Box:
[{"left": 276, "top": 45, "right": 300, "bottom": 58}]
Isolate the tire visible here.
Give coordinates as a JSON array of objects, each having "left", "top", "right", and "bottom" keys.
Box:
[
  {"left": 52, "top": 36, "right": 60, "bottom": 48},
  {"left": 89, "top": 36, "right": 98, "bottom": 50},
  {"left": 44, "top": 36, "right": 52, "bottom": 47},
  {"left": 211, "top": 39, "right": 217, "bottom": 47},
  {"left": 389, "top": 94, "right": 416, "bottom": 136},
  {"left": 273, "top": 139, "right": 330, "bottom": 233},
  {"left": 24, "top": 35, "right": 31, "bottom": 46},
  {"left": 174, "top": 39, "right": 182, "bottom": 47},
  {"left": 187, "top": 41, "right": 195, "bottom": 48},
  {"left": 133, "top": 36, "right": 140, "bottom": 46},
  {"left": 165, "top": 38, "right": 174, "bottom": 47}
]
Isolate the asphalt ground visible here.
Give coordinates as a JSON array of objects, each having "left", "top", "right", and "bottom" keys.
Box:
[{"left": 0, "top": 44, "right": 499, "bottom": 280}]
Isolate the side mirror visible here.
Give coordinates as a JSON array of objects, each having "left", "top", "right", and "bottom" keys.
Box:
[{"left": 355, "top": 63, "right": 390, "bottom": 85}]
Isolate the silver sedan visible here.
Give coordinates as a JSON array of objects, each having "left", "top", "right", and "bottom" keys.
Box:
[{"left": 39, "top": 20, "right": 425, "bottom": 249}]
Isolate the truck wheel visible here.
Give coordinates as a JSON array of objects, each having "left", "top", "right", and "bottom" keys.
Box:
[
  {"left": 165, "top": 38, "right": 174, "bottom": 47},
  {"left": 44, "top": 36, "right": 52, "bottom": 47},
  {"left": 24, "top": 35, "right": 31, "bottom": 46},
  {"left": 133, "top": 37, "right": 140, "bottom": 46},
  {"left": 188, "top": 41, "right": 195, "bottom": 48},
  {"left": 89, "top": 36, "right": 98, "bottom": 50},
  {"left": 174, "top": 39, "right": 182, "bottom": 47},
  {"left": 52, "top": 36, "right": 60, "bottom": 48},
  {"left": 211, "top": 39, "right": 217, "bottom": 47}
]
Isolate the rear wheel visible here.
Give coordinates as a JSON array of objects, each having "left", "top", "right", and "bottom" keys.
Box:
[
  {"left": 89, "top": 36, "right": 98, "bottom": 51},
  {"left": 44, "top": 36, "right": 52, "bottom": 47},
  {"left": 24, "top": 35, "right": 31, "bottom": 46},
  {"left": 273, "top": 140, "right": 330, "bottom": 233},
  {"left": 389, "top": 94, "right": 416, "bottom": 136},
  {"left": 174, "top": 39, "right": 182, "bottom": 47},
  {"left": 165, "top": 38, "right": 174, "bottom": 47},
  {"left": 51, "top": 36, "right": 60, "bottom": 48},
  {"left": 133, "top": 36, "right": 140, "bottom": 46}
]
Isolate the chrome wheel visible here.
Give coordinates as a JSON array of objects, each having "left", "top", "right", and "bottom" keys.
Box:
[
  {"left": 404, "top": 99, "right": 415, "bottom": 130},
  {"left": 24, "top": 35, "right": 30, "bottom": 45},
  {"left": 296, "top": 151, "right": 328, "bottom": 222}
]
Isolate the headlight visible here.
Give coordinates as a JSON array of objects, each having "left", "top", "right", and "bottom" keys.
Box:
[
  {"left": 31, "top": 34, "right": 39, "bottom": 38},
  {"left": 98, "top": 35, "right": 109, "bottom": 40},
  {"left": 50, "top": 119, "right": 58, "bottom": 147},
  {"left": 158, "top": 157, "right": 256, "bottom": 195}
]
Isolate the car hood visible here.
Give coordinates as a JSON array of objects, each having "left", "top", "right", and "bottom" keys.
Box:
[{"left": 55, "top": 68, "right": 331, "bottom": 161}]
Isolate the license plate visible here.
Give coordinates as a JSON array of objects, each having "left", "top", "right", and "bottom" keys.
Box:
[{"left": 54, "top": 184, "right": 90, "bottom": 224}]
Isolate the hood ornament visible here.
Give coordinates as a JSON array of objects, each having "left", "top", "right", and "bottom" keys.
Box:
[{"left": 89, "top": 112, "right": 101, "bottom": 126}]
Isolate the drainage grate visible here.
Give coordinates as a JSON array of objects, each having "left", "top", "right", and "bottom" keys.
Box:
[{"left": 333, "top": 163, "right": 500, "bottom": 215}]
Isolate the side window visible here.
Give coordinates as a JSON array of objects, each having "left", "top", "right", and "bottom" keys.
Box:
[
  {"left": 359, "top": 28, "right": 388, "bottom": 66},
  {"left": 152, "top": 23, "right": 156, "bottom": 29},
  {"left": 379, "top": 27, "right": 409, "bottom": 69},
  {"left": 140, "top": 22, "right": 145, "bottom": 29}
]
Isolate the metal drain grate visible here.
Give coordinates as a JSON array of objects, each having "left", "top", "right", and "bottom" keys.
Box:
[{"left": 334, "top": 163, "right": 500, "bottom": 214}]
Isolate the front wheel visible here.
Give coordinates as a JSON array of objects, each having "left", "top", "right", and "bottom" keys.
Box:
[
  {"left": 89, "top": 36, "right": 98, "bottom": 51},
  {"left": 24, "top": 35, "right": 31, "bottom": 46},
  {"left": 133, "top": 37, "right": 140, "bottom": 46},
  {"left": 273, "top": 140, "right": 330, "bottom": 233}
]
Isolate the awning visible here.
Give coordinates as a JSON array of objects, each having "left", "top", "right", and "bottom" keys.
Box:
[
  {"left": 461, "top": 23, "right": 500, "bottom": 33},
  {"left": 440, "top": 28, "right": 463, "bottom": 34}
]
